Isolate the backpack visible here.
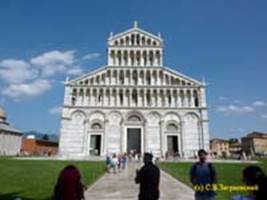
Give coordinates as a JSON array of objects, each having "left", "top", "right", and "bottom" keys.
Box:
[{"left": 192, "top": 162, "right": 216, "bottom": 183}]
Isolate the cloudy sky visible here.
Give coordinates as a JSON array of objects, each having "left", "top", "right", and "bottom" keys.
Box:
[{"left": 0, "top": 0, "right": 266, "bottom": 138}]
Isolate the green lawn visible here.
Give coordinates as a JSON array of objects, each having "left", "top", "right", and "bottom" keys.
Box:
[
  {"left": 160, "top": 159, "right": 267, "bottom": 200},
  {"left": 0, "top": 158, "right": 106, "bottom": 200}
]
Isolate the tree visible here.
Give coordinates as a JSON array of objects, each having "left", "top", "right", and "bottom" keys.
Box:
[
  {"left": 228, "top": 138, "right": 239, "bottom": 144},
  {"left": 42, "top": 134, "right": 49, "bottom": 140}
]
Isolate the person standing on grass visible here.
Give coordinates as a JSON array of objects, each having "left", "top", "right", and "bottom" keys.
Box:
[
  {"left": 135, "top": 153, "right": 160, "bottom": 200},
  {"left": 53, "top": 165, "right": 85, "bottom": 200},
  {"left": 190, "top": 149, "right": 217, "bottom": 200}
]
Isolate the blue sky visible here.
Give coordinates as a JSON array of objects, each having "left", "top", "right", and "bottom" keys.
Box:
[{"left": 0, "top": 0, "right": 267, "bottom": 139}]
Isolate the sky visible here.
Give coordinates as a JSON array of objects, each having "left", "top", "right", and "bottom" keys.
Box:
[{"left": 0, "top": 0, "right": 267, "bottom": 139}]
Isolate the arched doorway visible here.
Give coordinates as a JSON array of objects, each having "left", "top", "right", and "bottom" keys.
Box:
[
  {"left": 124, "top": 112, "right": 144, "bottom": 155},
  {"left": 89, "top": 122, "right": 103, "bottom": 156},
  {"left": 165, "top": 122, "right": 181, "bottom": 157}
]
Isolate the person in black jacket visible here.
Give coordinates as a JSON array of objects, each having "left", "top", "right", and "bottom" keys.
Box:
[{"left": 135, "top": 153, "right": 160, "bottom": 200}]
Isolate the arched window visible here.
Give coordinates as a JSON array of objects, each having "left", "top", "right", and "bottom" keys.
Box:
[
  {"left": 91, "top": 123, "right": 102, "bottom": 129},
  {"left": 133, "top": 70, "right": 138, "bottom": 85},
  {"left": 131, "top": 34, "right": 135, "bottom": 45},
  {"left": 119, "top": 90, "right": 123, "bottom": 105},
  {"left": 141, "top": 37, "right": 146, "bottom": 45},
  {"left": 167, "top": 123, "right": 178, "bottom": 131},
  {"left": 132, "top": 89, "right": 138, "bottom": 106},
  {"left": 194, "top": 90, "right": 199, "bottom": 107},
  {"left": 96, "top": 76, "right": 100, "bottom": 84},
  {"left": 79, "top": 88, "right": 84, "bottom": 96},
  {"left": 128, "top": 115, "right": 141, "bottom": 122},
  {"left": 119, "top": 70, "right": 124, "bottom": 84},
  {"left": 71, "top": 97, "right": 76, "bottom": 106},
  {"left": 147, "top": 39, "right": 151, "bottom": 45},
  {"left": 120, "top": 38, "right": 124, "bottom": 45},
  {"left": 136, "top": 34, "right": 140, "bottom": 45},
  {"left": 126, "top": 36, "right": 130, "bottom": 45},
  {"left": 146, "top": 92, "right": 151, "bottom": 106}
]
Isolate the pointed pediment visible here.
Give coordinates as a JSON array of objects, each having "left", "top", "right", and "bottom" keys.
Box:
[
  {"left": 109, "top": 27, "right": 162, "bottom": 41},
  {"left": 108, "top": 26, "right": 163, "bottom": 47}
]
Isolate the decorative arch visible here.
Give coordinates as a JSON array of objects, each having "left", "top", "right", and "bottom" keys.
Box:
[
  {"left": 165, "top": 120, "right": 180, "bottom": 131},
  {"left": 126, "top": 111, "right": 145, "bottom": 123},
  {"left": 128, "top": 115, "right": 142, "bottom": 122},
  {"left": 90, "top": 121, "right": 103, "bottom": 130},
  {"left": 88, "top": 110, "right": 105, "bottom": 122},
  {"left": 166, "top": 123, "right": 178, "bottom": 131},
  {"left": 183, "top": 112, "right": 200, "bottom": 120},
  {"left": 164, "top": 112, "right": 182, "bottom": 123},
  {"left": 71, "top": 110, "right": 86, "bottom": 119},
  {"left": 107, "top": 110, "right": 123, "bottom": 124},
  {"left": 147, "top": 111, "right": 161, "bottom": 125}
]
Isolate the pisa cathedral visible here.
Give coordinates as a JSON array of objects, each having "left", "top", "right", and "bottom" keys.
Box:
[{"left": 59, "top": 22, "right": 210, "bottom": 158}]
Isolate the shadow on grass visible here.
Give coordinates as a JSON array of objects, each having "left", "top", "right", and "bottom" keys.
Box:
[{"left": 0, "top": 191, "right": 51, "bottom": 200}]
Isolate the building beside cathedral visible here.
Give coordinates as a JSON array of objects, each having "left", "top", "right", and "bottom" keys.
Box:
[
  {"left": 0, "top": 106, "right": 23, "bottom": 156},
  {"left": 59, "top": 22, "right": 210, "bottom": 158}
]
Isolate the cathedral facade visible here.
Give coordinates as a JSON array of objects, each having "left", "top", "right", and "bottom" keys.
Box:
[{"left": 59, "top": 22, "right": 210, "bottom": 158}]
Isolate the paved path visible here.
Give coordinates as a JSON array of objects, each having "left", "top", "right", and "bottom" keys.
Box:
[{"left": 85, "top": 162, "right": 194, "bottom": 200}]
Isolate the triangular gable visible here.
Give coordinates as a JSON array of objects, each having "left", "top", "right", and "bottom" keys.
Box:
[
  {"left": 163, "top": 66, "right": 203, "bottom": 86},
  {"left": 68, "top": 65, "right": 203, "bottom": 87},
  {"left": 108, "top": 27, "right": 162, "bottom": 42},
  {"left": 68, "top": 65, "right": 108, "bottom": 84}
]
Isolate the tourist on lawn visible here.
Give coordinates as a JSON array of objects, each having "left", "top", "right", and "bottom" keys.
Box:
[
  {"left": 135, "top": 152, "right": 160, "bottom": 200},
  {"left": 53, "top": 165, "right": 85, "bottom": 200},
  {"left": 232, "top": 166, "right": 267, "bottom": 200},
  {"left": 190, "top": 149, "right": 217, "bottom": 200}
]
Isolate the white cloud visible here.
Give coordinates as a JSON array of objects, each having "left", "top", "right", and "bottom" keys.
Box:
[
  {"left": 252, "top": 101, "right": 267, "bottom": 107},
  {"left": 30, "top": 50, "right": 75, "bottom": 77},
  {"left": 0, "top": 59, "right": 38, "bottom": 84},
  {"left": 218, "top": 96, "right": 227, "bottom": 101},
  {"left": 2, "top": 79, "right": 52, "bottom": 101},
  {"left": 66, "top": 66, "right": 83, "bottom": 76},
  {"left": 0, "top": 49, "right": 101, "bottom": 101},
  {"left": 49, "top": 106, "right": 62, "bottom": 115},
  {"left": 83, "top": 53, "right": 100, "bottom": 60},
  {"left": 261, "top": 114, "right": 267, "bottom": 119},
  {"left": 217, "top": 105, "right": 255, "bottom": 113}
]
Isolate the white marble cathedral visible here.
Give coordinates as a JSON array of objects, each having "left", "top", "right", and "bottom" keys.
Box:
[{"left": 59, "top": 22, "right": 209, "bottom": 158}]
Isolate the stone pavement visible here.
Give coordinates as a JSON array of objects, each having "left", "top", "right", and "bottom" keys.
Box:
[{"left": 85, "top": 162, "right": 194, "bottom": 200}]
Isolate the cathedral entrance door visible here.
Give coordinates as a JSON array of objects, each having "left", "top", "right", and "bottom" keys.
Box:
[
  {"left": 167, "top": 135, "right": 178, "bottom": 156},
  {"left": 127, "top": 128, "right": 141, "bottom": 154},
  {"left": 90, "top": 135, "right": 101, "bottom": 156}
]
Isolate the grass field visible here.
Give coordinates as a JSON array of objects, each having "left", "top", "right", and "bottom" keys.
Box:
[
  {"left": 0, "top": 158, "right": 106, "bottom": 200},
  {"left": 160, "top": 159, "right": 267, "bottom": 200}
]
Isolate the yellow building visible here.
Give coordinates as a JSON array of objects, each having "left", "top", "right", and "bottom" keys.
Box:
[
  {"left": 210, "top": 138, "right": 230, "bottom": 158},
  {"left": 241, "top": 132, "right": 267, "bottom": 156}
]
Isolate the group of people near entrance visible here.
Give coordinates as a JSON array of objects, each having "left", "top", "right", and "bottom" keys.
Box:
[
  {"left": 51, "top": 149, "right": 267, "bottom": 200},
  {"left": 106, "top": 152, "right": 128, "bottom": 173}
]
